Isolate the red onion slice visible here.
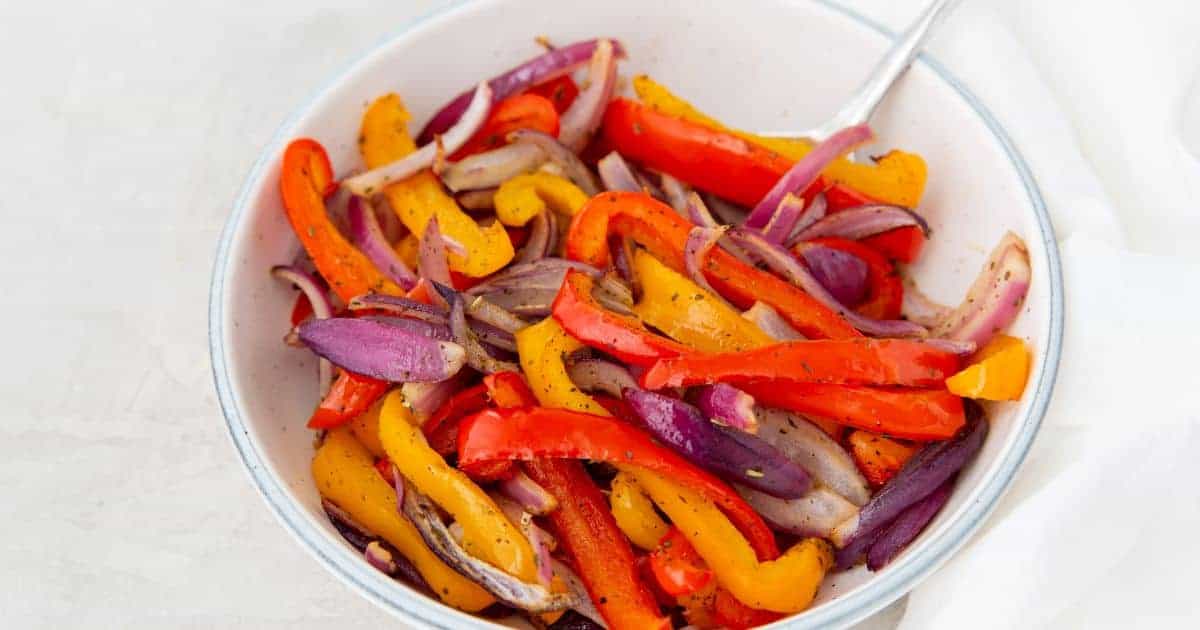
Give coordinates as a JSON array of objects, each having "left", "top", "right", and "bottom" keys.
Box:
[
  {"left": 726, "top": 227, "right": 928, "bottom": 338},
  {"left": 434, "top": 283, "right": 520, "bottom": 375},
  {"left": 466, "top": 259, "right": 602, "bottom": 296},
  {"left": 271, "top": 265, "right": 335, "bottom": 395},
  {"left": 596, "top": 151, "right": 642, "bottom": 193},
  {"left": 704, "top": 193, "right": 748, "bottom": 225},
  {"left": 297, "top": 318, "right": 466, "bottom": 382},
  {"left": 416, "top": 38, "right": 626, "bottom": 145},
  {"left": 499, "top": 470, "right": 560, "bottom": 515},
  {"left": 832, "top": 403, "right": 987, "bottom": 551},
  {"left": 624, "top": 389, "right": 811, "bottom": 499},
  {"left": 790, "top": 192, "right": 827, "bottom": 241},
  {"left": 792, "top": 204, "right": 930, "bottom": 243},
  {"left": 932, "top": 232, "right": 1031, "bottom": 347},
  {"left": 441, "top": 143, "right": 546, "bottom": 192},
  {"left": 566, "top": 358, "right": 639, "bottom": 398},
  {"left": 660, "top": 172, "right": 693, "bottom": 215},
  {"left": 492, "top": 496, "right": 556, "bottom": 587},
  {"left": 901, "top": 276, "right": 951, "bottom": 328},
  {"left": 557, "top": 39, "right": 617, "bottom": 153},
  {"left": 683, "top": 226, "right": 729, "bottom": 299},
  {"left": 685, "top": 191, "right": 720, "bottom": 228},
  {"left": 474, "top": 287, "right": 558, "bottom": 317},
  {"left": 742, "top": 302, "right": 804, "bottom": 341},
  {"left": 798, "top": 242, "right": 870, "bottom": 308},
  {"left": 456, "top": 188, "right": 496, "bottom": 210},
  {"left": 745, "top": 125, "right": 873, "bottom": 228},
  {"left": 507, "top": 129, "right": 600, "bottom": 195},
  {"left": 399, "top": 486, "right": 577, "bottom": 612},
  {"left": 866, "top": 478, "right": 954, "bottom": 570},
  {"left": 345, "top": 82, "right": 492, "bottom": 196},
  {"left": 693, "top": 384, "right": 757, "bottom": 433},
  {"left": 364, "top": 540, "right": 398, "bottom": 575},
  {"left": 551, "top": 559, "right": 607, "bottom": 628},
  {"left": 359, "top": 315, "right": 452, "bottom": 342},
  {"left": 513, "top": 210, "right": 553, "bottom": 264},
  {"left": 736, "top": 485, "right": 860, "bottom": 538},
  {"left": 755, "top": 408, "right": 871, "bottom": 506},
  {"left": 401, "top": 374, "right": 467, "bottom": 422},
  {"left": 466, "top": 295, "right": 529, "bottom": 334},
  {"left": 761, "top": 193, "right": 807, "bottom": 244},
  {"left": 348, "top": 293, "right": 448, "bottom": 324},
  {"left": 322, "top": 498, "right": 375, "bottom": 551},
  {"left": 418, "top": 216, "right": 453, "bottom": 289},
  {"left": 918, "top": 338, "right": 977, "bottom": 356},
  {"left": 346, "top": 196, "right": 418, "bottom": 289}
]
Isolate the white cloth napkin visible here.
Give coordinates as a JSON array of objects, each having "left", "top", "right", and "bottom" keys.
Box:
[{"left": 839, "top": 1, "right": 1200, "bottom": 627}]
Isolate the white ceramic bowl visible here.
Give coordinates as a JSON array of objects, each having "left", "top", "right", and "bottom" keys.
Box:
[{"left": 210, "top": 0, "right": 1064, "bottom": 627}]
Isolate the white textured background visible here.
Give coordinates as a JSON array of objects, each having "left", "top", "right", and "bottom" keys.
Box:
[{"left": 2, "top": 0, "right": 1197, "bottom": 628}]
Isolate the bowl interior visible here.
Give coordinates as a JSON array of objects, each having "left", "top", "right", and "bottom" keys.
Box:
[{"left": 212, "top": 0, "right": 1060, "bottom": 627}]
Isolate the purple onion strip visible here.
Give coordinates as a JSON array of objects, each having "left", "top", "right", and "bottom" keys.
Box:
[
  {"left": 742, "top": 302, "right": 804, "bottom": 341},
  {"left": 754, "top": 408, "right": 871, "bottom": 506},
  {"left": 556, "top": 39, "right": 617, "bottom": 153},
  {"left": 792, "top": 204, "right": 930, "bottom": 243},
  {"left": 761, "top": 193, "right": 807, "bottom": 244},
  {"left": 798, "top": 242, "right": 870, "bottom": 307},
  {"left": 745, "top": 124, "right": 873, "bottom": 227},
  {"left": 417, "top": 38, "right": 625, "bottom": 145},
  {"left": 866, "top": 478, "right": 954, "bottom": 570},
  {"left": 693, "top": 384, "right": 757, "bottom": 433},
  {"left": 347, "top": 197, "right": 418, "bottom": 288},
  {"left": 597, "top": 151, "right": 643, "bottom": 192},
  {"left": 507, "top": 129, "right": 600, "bottom": 195},
  {"left": 271, "top": 264, "right": 335, "bottom": 395},
  {"left": 297, "top": 317, "right": 465, "bottom": 382}
]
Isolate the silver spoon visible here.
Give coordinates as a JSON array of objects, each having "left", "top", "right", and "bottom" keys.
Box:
[{"left": 759, "top": 0, "right": 961, "bottom": 142}]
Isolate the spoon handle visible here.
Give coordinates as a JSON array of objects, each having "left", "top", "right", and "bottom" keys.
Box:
[{"left": 809, "top": 0, "right": 960, "bottom": 140}]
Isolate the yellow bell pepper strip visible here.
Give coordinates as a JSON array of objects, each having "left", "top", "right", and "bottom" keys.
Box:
[
  {"left": 347, "top": 395, "right": 387, "bottom": 458},
  {"left": 631, "top": 249, "right": 774, "bottom": 353},
  {"left": 359, "top": 94, "right": 514, "bottom": 277},
  {"left": 515, "top": 317, "right": 611, "bottom": 415},
  {"left": 609, "top": 471, "right": 670, "bottom": 551},
  {"left": 630, "top": 468, "right": 834, "bottom": 613},
  {"left": 493, "top": 172, "right": 589, "bottom": 227},
  {"left": 946, "top": 334, "right": 1031, "bottom": 400},
  {"left": 280, "top": 139, "right": 405, "bottom": 302},
  {"left": 631, "top": 75, "right": 928, "bottom": 208},
  {"left": 376, "top": 390, "right": 538, "bottom": 582},
  {"left": 311, "top": 428, "right": 495, "bottom": 612}
]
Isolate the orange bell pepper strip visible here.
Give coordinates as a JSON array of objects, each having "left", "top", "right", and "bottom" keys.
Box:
[
  {"left": 482, "top": 371, "right": 540, "bottom": 408},
  {"left": 307, "top": 370, "right": 391, "bottom": 429},
  {"left": 279, "top": 138, "right": 405, "bottom": 302},
  {"left": 823, "top": 183, "right": 927, "bottom": 264},
  {"left": 847, "top": 430, "right": 919, "bottom": 487},
  {"left": 551, "top": 269, "right": 691, "bottom": 366},
  {"left": 600, "top": 98, "right": 824, "bottom": 207},
  {"left": 742, "top": 382, "right": 966, "bottom": 441},
  {"left": 630, "top": 74, "right": 928, "bottom": 209},
  {"left": 524, "top": 459, "right": 670, "bottom": 630},
  {"left": 945, "top": 335, "right": 1031, "bottom": 401},
  {"left": 452, "top": 93, "right": 560, "bottom": 159},
  {"left": 648, "top": 528, "right": 714, "bottom": 597},
  {"left": 641, "top": 338, "right": 961, "bottom": 390},
  {"left": 456, "top": 407, "right": 780, "bottom": 561},
  {"left": 312, "top": 428, "right": 495, "bottom": 612},
  {"left": 632, "top": 469, "right": 833, "bottom": 613},
  {"left": 798, "top": 237, "right": 905, "bottom": 319},
  {"left": 566, "top": 191, "right": 861, "bottom": 339},
  {"left": 359, "top": 94, "right": 514, "bottom": 277}
]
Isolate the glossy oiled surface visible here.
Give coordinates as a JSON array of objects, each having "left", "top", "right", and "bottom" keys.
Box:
[{"left": 211, "top": 0, "right": 1062, "bottom": 627}]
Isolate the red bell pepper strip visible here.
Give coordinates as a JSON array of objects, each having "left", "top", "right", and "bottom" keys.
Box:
[
  {"left": 566, "top": 191, "right": 860, "bottom": 339},
  {"left": 823, "top": 183, "right": 926, "bottom": 264},
  {"left": 551, "top": 270, "right": 691, "bottom": 366},
  {"left": 452, "top": 93, "right": 560, "bottom": 159},
  {"left": 641, "top": 339, "right": 960, "bottom": 390},
  {"left": 712, "top": 587, "right": 784, "bottom": 629},
  {"left": 799, "top": 237, "right": 904, "bottom": 320},
  {"left": 279, "top": 139, "right": 404, "bottom": 303},
  {"left": 648, "top": 528, "right": 714, "bottom": 597},
  {"left": 457, "top": 407, "right": 780, "bottom": 560},
  {"left": 482, "top": 371, "right": 540, "bottom": 408},
  {"left": 422, "top": 384, "right": 489, "bottom": 455},
  {"left": 600, "top": 99, "right": 825, "bottom": 207},
  {"left": 741, "top": 382, "right": 966, "bottom": 441},
  {"left": 306, "top": 370, "right": 390, "bottom": 429},
  {"left": 526, "top": 75, "right": 579, "bottom": 113},
  {"left": 290, "top": 293, "right": 314, "bottom": 327},
  {"left": 374, "top": 457, "right": 396, "bottom": 484},
  {"left": 525, "top": 459, "right": 670, "bottom": 630}
]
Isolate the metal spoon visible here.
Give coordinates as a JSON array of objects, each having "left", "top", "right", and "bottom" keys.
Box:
[{"left": 759, "top": 0, "right": 961, "bottom": 142}]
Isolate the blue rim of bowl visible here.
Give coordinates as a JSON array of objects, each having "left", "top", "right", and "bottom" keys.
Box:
[{"left": 209, "top": 1, "right": 1064, "bottom": 628}]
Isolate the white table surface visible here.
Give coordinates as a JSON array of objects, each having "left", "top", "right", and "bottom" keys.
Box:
[{"left": 2, "top": 0, "right": 1195, "bottom": 628}]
